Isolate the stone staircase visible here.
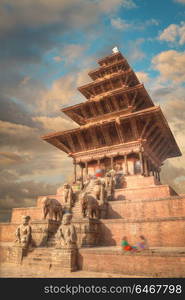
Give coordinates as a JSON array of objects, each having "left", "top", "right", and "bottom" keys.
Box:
[{"left": 23, "top": 247, "right": 53, "bottom": 269}]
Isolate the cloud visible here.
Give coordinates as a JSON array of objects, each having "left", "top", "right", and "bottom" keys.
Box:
[
  {"left": 111, "top": 18, "right": 131, "bottom": 30},
  {"left": 152, "top": 50, "right": 185, "bottom": 83},
  {"left": 127, "top": 39, "right": 146, "bottom": 62},
  {"left": 98, "top": 0, "right": 136, "bottom": 13},
  {"left": 33, "top": 116, "right": 77, "bottom": 132},
  {"left": 159, "top": 22, "right": 185, "bottom": 45},
  {"left": 53, "top": 56, "right": 63, "bottom": 62},
  {"left": 111, "top": 17, "right": 159, "bottom": 31},
  {"left": 62, "top": 44, "right": 86, "bottom": 63},
  {"left": 0, "top": 95, "right": 37, "bottom": 127},
  {"left": 0, "top": 152, "right": 24, "bottom": 166},
  {"left": 173, "top": 0, "right": 185, "bottom": 4}
]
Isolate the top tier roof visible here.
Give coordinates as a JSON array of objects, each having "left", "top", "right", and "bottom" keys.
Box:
[{"left": 98, "top": 51, "right": 124, "bottom": 66}]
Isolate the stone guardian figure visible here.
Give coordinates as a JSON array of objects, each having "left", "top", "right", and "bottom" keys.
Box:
[
  {"left": 56, "top": 213, "right": 77, "bottom": 249},
  {"left": 15, "top": 215, "right": 32, "bottom": 249}
]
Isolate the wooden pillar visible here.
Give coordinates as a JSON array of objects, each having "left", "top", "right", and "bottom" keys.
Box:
[
  {"left": 144, "top": 157, "right": 148, "bottom": 176},
  {"left": 147, "top": 160, "right": 151, "bottom": 176},
  {"left": 138, "top": 151, "right": 144, "bottom": 175},
  {"left": 110, "top": 156, "right": 114, "bottom": 169},
  {"left": 73, "top": 158, "right": 77, "bottom": 183},
  {"left": 81, "top": 165, "right": 84, "bottom": 188},
  {"left": 158, "top": 170, "right": 161, "bottom": 182},
  {"left": 85, "top": 161, "right": 88, "bottom": 178},
  {"left": 124, "top": 154, "right": 129, "bottom": 175},
  {"left": 152, "top": 167, "right": 155, "bottom": 176}
]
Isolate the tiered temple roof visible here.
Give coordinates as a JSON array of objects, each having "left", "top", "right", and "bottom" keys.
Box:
[{"left": 42, "top": 50, "right": 181, "bottom": 170}]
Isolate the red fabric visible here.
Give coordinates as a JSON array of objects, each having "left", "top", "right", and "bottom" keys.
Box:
[{"left": 124, "top": 245, "right": 132, "bottom": 251}]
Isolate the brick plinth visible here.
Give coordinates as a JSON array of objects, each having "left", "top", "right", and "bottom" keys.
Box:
[
  {"left": 99, "top": 218, "right": 185, "bottom": 247},
  {"left": 107, "top": 197, "right": 185, "bottom": 219},
  {"left": 124, "top": 175, "right": 159, "bottom": 188},
  {"left": 78, "top": 246, "right": 185, "bottom": 277},
  {"left": 115, "top": 184, "right": 176, "bottom": 201}
]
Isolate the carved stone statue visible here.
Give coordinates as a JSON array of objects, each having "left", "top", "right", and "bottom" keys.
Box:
[
  {"left": 55, "top": 213, "right": 77, "bottom": 248},
  {"left": 105, "top": 173, "right": 115, "bottom": 201},
  {"left": 81, "top": 194, "right": 100, "bottom": 219},
  {"left": 42, "top": 197, "right": 63, "bottom": 221},
  {"left": 79, "top": 178, "right": 101, "bottom": 219},
  {"left": 63, "top": 183, "right": 74, "bottom": 209},
  {"left": 15, "top": 216, "right": 32, "bottom": 249}
]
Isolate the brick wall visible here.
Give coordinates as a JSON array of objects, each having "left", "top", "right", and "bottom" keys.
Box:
[
  {"left": 107, "top": 197, "right": 185, "bottom": 219},
  {"left": 78, "top": 248, "right": 185, "bottom": 277},
  {"left": 115, "top": 185, "right": 175, "bottom": 201},
  {"left": 99, "top": 218, "right": 185, "bottom": 247},
  {"left": 0, "top": 223, "right": 18, "bottom": 242}
]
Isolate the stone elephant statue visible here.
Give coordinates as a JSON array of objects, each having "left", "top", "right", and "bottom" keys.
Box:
[
  {"left": 42, "top": 197, "right": 63, "bottom": 221},
  {"left": 81, "top": 194, "right": 100, "bottom": 219}
]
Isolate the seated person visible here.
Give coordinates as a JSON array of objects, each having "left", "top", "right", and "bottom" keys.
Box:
[
  {"left": 121, "top": 236, "right": 137, "bottom": 252},
  {"left": 136, "top": 235, "right": 149, "bottom": 251}
]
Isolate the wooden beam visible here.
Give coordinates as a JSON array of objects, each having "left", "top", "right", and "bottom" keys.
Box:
[
  {"left": 140, "top": 118, "right": 151, "bottom": 138},
  {"left": 106, "top": 97, "right": 113, "bottom": 112},
  {"left": 90, "top": 102, "right": 98, "bottom": 116},
  {"left": 124, "top": 93, "right": 130, "bottom": 107},
  {"left": 80, "top": 105, "right": 87, "bottom": 118},
  {"left": 149, "top": 128, "right": 161, "bottom": 144},
  {"left": 112, "top": 96, "right": 120, "bottom": 110},
  {"left": 89, "top": 127, "right": 100, "bottom": 148},
  {"left": 160, "top": 147, "right": 171, "bottom": 161},
  {"left": 52, "top": 137, "right": 71, "bottom": 153},
  {"left": 135, "top": 96, "right": 145, "bottom": 110},
  {"left": 88, "top": 103, "right": 97, "bottom": 118},
  {"left": 96, "top": 101, "right": 104, "bottom": 114},
  {"left": 148, "top": 131, "right": 163, "bottom": 152},
  {"left": 76, "top": 132, "right": 86, "bottom": 151},
  {"left": 131, "top": 118, "right": 139, "bottom": 139},
  {"left": 144, "top": 122, "right": 156, "bottom": 139},
  {"left": 66, "top": 134, "right": 76, "bottom": 152},
  {"left": 115, "top": 119, "right": 124, "bottom": 143},
  {"left": 130, "top": 91, "right": 138, "bottom": 106},
  {"left": 153, "top": 137, "right": 167, "bottom": 155},
  {"left": 100, "top": 125, "right": 112, "bottom": 146},
  {"left": 70, "top": 111, "right": 86, "bottom": 124}
]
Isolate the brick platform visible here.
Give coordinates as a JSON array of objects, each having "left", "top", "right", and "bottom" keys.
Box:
[{"left": 78, "top": 246, "right": 185, "bottom": 277}]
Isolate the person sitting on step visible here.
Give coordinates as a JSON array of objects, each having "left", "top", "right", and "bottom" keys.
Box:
[
  {"left": 136, "top": 235, "right": 149, "bottom": 251},
  {"left": 121, "top": 236, "right": 138, "bottom": 252}
]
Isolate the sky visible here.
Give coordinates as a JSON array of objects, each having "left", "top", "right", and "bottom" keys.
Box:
[{"left": 0, "top": 0, "right": 185, "bottom": 221}]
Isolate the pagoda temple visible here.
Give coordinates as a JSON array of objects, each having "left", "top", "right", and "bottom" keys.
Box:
[
  {"left": 0, "top": 49, "right": 185, "bottom": 278},
  {"left": 42, "top": 49, "right": 181, "bottom": 185}
]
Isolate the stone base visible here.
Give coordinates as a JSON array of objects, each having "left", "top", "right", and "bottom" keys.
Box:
[
  {"left": 0, "top": 243, "right": 25, "bottom": 264},
  {"left": 73, "top": 218, "right": 100, "bottom": 247},
  {"left": 52, "top": 248, "right": 78, "bottom": 272},
  {"left": 124, "top": 175, "right": 160, "bottom": 188},
  {"left": 78, "top": 246, "right": 185, "bottom": 277},
  {"left": 31, "top": 220, "right": 60, "bottom": 247}
]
